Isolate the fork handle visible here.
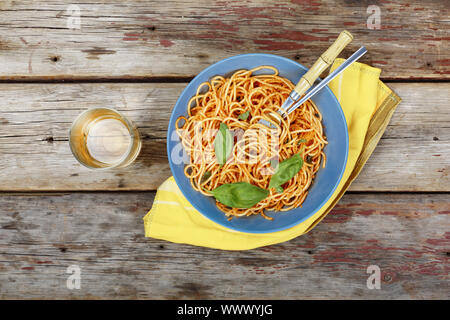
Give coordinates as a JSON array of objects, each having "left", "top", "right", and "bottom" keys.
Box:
[{"left": 294, "top": 30, "right": 353, "bottom": 96}]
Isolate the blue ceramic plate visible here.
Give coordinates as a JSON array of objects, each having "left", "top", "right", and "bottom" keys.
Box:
[{"left": 167, "top": 53, "right": 348, "bottom": 233}]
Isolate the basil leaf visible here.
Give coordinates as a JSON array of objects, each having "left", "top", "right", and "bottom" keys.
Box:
[
  {"left": 275, "top": 185, "right": 284, "bottom": 193},
  {"left": 211, "top": 182, "right": 269, "bottom": 208},
  {"left": 214, "top": 123, "right": 233, "bottom": 166},
  {"left": 238, "top": 111, "right": 250, "bottom": 120},
  {"left": 297, "top": 138, "right": 307, "bottom": 145},
  {"left": 268, "top": 153, "right": 303, "bottom": 190}
]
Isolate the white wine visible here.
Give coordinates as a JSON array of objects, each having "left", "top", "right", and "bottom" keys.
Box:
[
  {"left": 69, "top": 108, "right": 141, "bottom": 169},
  {"left": 86, "top": 118, "right": 132, "bottom": 165}
]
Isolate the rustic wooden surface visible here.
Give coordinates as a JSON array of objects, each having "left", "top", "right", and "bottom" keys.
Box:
[
  {"left": 0, "top": 193, "right": 448, "bottom": 299},
  {"left": 0, "top": 82, "right": 448, "bottom": 191},
  {"left": 0, "top": 0, "right": 449, "bottom": 300},
  {"left": 0, "top": 0, "right": 448, "bottom": 80}
]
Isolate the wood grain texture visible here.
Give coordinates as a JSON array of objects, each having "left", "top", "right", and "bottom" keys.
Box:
[
  {"left": 0, "top": 82, "right": 448, "bottom": 192},
  {"left": 0, "top": 0, "right": 448, "bottom": 80},
  {"left": 0, "top": 0, "right": 448, "bottom": 302},
  {"left": 0, "top": 192, "right": 448, "bottom": 299}
]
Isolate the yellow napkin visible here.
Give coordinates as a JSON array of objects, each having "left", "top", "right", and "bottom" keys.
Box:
[{"left": 143, "top": 58, "right": 401, "bottom": 250}]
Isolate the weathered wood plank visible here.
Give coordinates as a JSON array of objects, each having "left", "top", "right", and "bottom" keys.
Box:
[
  {"left": 352, "top": 82, "right": 450, "bottom": 191},
  {"left": 0, "top": 0, "right": 448, "bottom": 80},
  {"left": 0, "top": 82, "right": 448, "bottom": 192},
  {"left": 0, "top": 192, "right": 448, "bottom": 299}
]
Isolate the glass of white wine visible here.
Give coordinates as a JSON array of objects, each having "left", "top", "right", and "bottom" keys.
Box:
[{"left": 69, "top": 108, "right": 142, "bottom": 169}]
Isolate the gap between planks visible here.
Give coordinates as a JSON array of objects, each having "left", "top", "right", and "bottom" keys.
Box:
[
  {"left": 0, "top": 191, "right": 449, "bottom": 196},
  {"left": 0, "top": 77, "right": 449, "bottom": 84}
]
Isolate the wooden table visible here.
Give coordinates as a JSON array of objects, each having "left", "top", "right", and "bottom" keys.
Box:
[{"left": 0, "top": 1, "right": 448, "bottom": 299}]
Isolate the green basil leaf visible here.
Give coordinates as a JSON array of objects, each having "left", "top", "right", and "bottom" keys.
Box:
[
  {"left": 297, "top": 138, "right": 307, "bottom": 145},
  {"left": 214, "top": 123, "right": 233, "bottom": 166},
  {"left": 212, "top": 182, "right": 269, "bottom": 208},
  {"left": 275, "top": 185, "right": 284, "bottom": 193},
  {"left": 268, "top": 153, "right": 303, "bottom": 190},
  {"left": 238, "top": 111, "right": 250, "bottom": 120}
]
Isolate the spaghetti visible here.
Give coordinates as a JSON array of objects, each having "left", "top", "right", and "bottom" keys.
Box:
[{"left": 175, "top": 66, "right": 327, "bottom": 220}]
